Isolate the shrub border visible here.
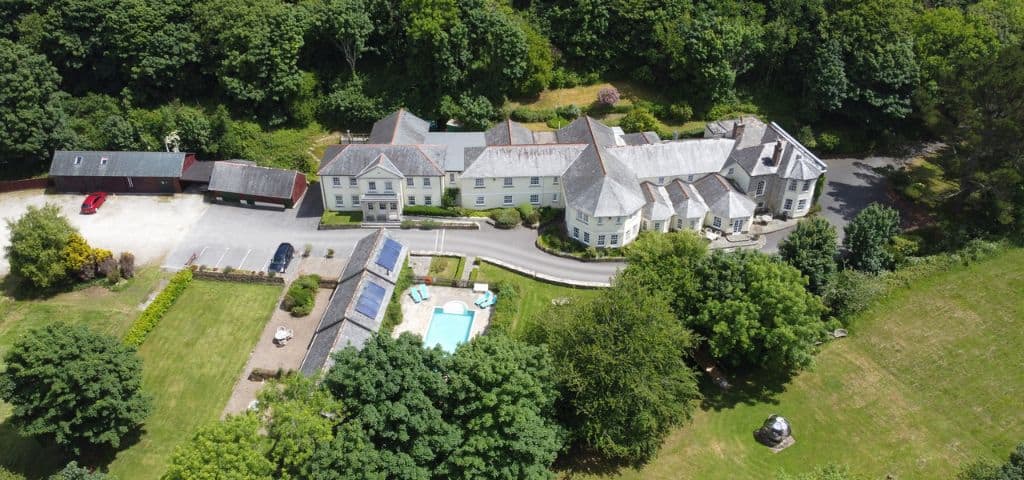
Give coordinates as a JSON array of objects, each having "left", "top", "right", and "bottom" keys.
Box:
[{"left": 123, "top": 269, "right": 193, "bottom": 347}]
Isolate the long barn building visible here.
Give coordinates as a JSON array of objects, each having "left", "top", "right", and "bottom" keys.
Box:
[{"left": 49, "top": 151, "right": 196, "bottom": 194}]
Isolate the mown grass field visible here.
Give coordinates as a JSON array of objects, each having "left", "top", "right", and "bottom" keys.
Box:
[
  {"left": 0, "top": 275, "right": 280, "bottom": 479},
  {"left": 473, "top": 262, "right": 601, "bottom": 335},
  {"left": 575, "top": 248, "right": 1024, "bottom": 480}
]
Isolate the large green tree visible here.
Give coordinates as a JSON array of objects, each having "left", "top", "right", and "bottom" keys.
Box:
[
  {"left": 0, "top": 39, "right": 73, "bottom": 167},
  {"left": 530, "top": 283, "right": 700, "bottom": 465},
  {"left": 778, "top": 216, "right": 838, "bottom": 294},
  {"left": 258, "top": 375, "right": 344, "bottom": 479},
  {"left": 307, "top": 0, "right": 373, "bottom": 75},
  {"left": 0, "top": 323, "right": 151, "bottom": 454},
  {"left": 444, "top": 334, "right": 562, "bottom": 479},
  {"left": 843, "top": 203, "right": 901, "bottom": 273},
  {"left": 4, "top": 204, "right": 77, "bottom": 290},
  {"left": 164, "top": 414, "right": 273, "bottom": 480},
  {"left": 619, "top": 230, "right": 707, "bottom": 317},
  {"left": 688, "top": 250, "right": 828, "bottom": 370}
]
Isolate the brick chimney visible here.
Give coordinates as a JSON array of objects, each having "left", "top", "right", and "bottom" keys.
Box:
[
  {"left": 731, "top": 121, "right": 745, "bottom": 139},
  {"left": 771, "top": 140, "right": 785, "bottom": 166}
]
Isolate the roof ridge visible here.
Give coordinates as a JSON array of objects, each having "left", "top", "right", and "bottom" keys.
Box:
[
  {"left": 390, "top": 109, "right": 405, "bottom": 144},
  {"left": 412, "top": 145, "right": 445, "bottom": 175}
]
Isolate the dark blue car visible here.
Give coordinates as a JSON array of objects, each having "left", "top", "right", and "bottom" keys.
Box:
[{"left": 268, "top": 243, "right": 294, "bottom": 273}]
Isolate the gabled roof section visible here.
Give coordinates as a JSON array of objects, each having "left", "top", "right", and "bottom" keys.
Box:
[
  {"left": 610, "top": 139, "right": 736, "bottom": 179},
  {"left": 208, "top": 162, "right": 301, "bottom": 200},
  {"left": 562, "top": 144, "right": 645, "bottom": 217},
  {"left": 640, "top": 182, "right": 674, "bottom": 221},
  {"left": 556, "top": 116, "right": 618, "bottom": 147},
  {"left": 50, "top": 151, "right": 187, "bottom": 178},
  {"left": 460, "top": 144, "right": 587, "bottom": 179},
  {"left": 620, "top": 131, "right": 661, "bottom": 145},
  {"left": 770, "top": 122, "right": 828, "bottom": 179},
  {"left": 422, "top": 131, "right": 487, "bottom": 172},
  {"left": 693, "top": 173, "right": 755, "bottom": 219},
  {"left": 368, "top": 109, "right": 430, "bottom": 145},
  {"left": 485, "top": 119, "right": 536, "bottom": 146},
  {"left": 318, "top": 144, "right": 445, "bottom": 177},
  {"left": 665, "top": 179, "right": 709, "bottom": 219},
  {"left": 356, "top": 153, "right": 404, "bottom": 179}
]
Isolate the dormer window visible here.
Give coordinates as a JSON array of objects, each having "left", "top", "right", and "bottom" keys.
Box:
[
  {"left": 73, "top": 156, "right": 83, "bottom": 165},
  {"left": 99, "top": 156, "right": 108, "bottom": 166}
]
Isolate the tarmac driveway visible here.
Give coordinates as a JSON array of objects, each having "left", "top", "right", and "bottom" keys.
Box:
[{"left": 0, "top": 189, "right": 209, "bottom": 276}]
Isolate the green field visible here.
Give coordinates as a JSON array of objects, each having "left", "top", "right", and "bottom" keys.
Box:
[
  {"left": 473, "top": 262, "right": 601, "bottom": 335},
  {"left": 0, "top": 276, "right": 280, "bottom": 479},
  {"left": 428, "top": 256, "right": 466, "bottom": 282},
  {"left": 576, "top": 248, "right": 1024, "bottom": 480}
]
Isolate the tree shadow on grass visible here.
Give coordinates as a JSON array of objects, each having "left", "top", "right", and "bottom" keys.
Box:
[
  {"left": 0, "top": 415, "right": 66, "bottom": 479},
  {"left": 552, "top": 444, "right": 638, "bottom": 478},
  {"left": 699, "top": 367, "right": 792, "bottom": 413}
]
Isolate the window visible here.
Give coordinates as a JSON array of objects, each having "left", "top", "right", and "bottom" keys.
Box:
[
  {"left": 687, "top": 174, "right": 694, "bottom": 182},
  {"left": 503, "top": 195, "right": 513, "bottom": 205},
  {"left": 755, "top": 180, "right": 766, "bottom": 196},
  {"left": 802, "top": 180, "right": 812, "bottom": 192},
  {"left": 504, "top": 177, "right": 513, "bottom": 187},
  {"left": 384, "top": 181, "right": 393, "bottom": 192},
  {"left": 349, "top": 177, "right": 357, "bottom": 186},
  {"left": 731, "top": 218, "right": 744, "bottom": 233},
  {"left": 788, "top": 179, "right": 798, "bottom": 191},
  {"left": 583, "top": 232, "right": 590, "bottom": 244},
  {"left": 757, "top": 201, "right": 765, "bottom": 208},
  {"left": 784, "top": 199, "right": 793, "bottom": 210},
  {"left": 658, "top": 176, "right": 665, "bottom": 184},
  {"left": 641, "top": 221, "right": 648, "bottom": 231},
  {"left": 616, "top": 216, "right": 623, "bottom": 225},
  {"left": 475, "top": 196, "right": 485, "bottom": 206},
  {"left": 334, "top": 195, "right": 344, "bottom": 207},
  {"left": 712, "top": 216, "right": 722, "bottom": 229},
  {"left": 676, "top": 219, "right": 683, "bottom": 229},
  {"left": 690, "top": 219, "right": 699, "bottom": 229},
  {"left": 408, "top": 195, "right": 416, "bottom": 205},
  {"left": 474, "top": 178, "right": 484, "bottom": 188},
  {"left": 423, "top": 177, "right": 431, "bottom": 187},
  {"left": 572, "top": 227, "right": 580, "bottom": 239},
  {"left": 654, "top": 221, "right": 662, "bottom": 231},
  {"left": 552, "top": 193, "right": 559, "bottom": 202},
  {"left": 552, "top": 176, "right": 559, "bottom": 185},
  {"left": 73, "top": 156, "right": 83, "bottom": 165},
  {"left": 610, "top": 234, "right": 619, "bottom": 245},
  {"left": 597, "top": 217, "right": 604, "bottom": 225},
  {"left": 449, "top": 173, "right": 455, "bottom": 182},
  {"left": 368, "top": 181, "right": 377, "bottom": 191},
  {"left": 597, "top": 235, "right": 606, "bottom": 246},
  {"left": 332, "top": 177, "right": 341, "bottom": 187},
  {"left": 368, "top": 203, "right": 374, "bottom": 210},
  {"left": 797, "top": 199, "right": 807, "bottom": 210},
  {"left": 575, "top": 211, "right": 589, "bottom": 224},
  {"left": 379, "top": 202, "right": 387, "bottom": 209},
  {"left": 727, "top": 167, "right": 734, "bottom": 175},
  {"left": 425, "top": 195, "right": 432, "bottom": 205},
  {"left": 99, "top": 157, "right": 108, "bottom": 166},
  {"left": 407, "top": 177, "right": 414, "bottom": 187},
  {"left": 530, "top": 194, "right": 539, "bottom": 204},
  {"left": 352, "top": 195, "right": 360, "bottom": 206},
  {"left": 530, "top": 176, "right": 540, "bottom": 186},
  {"left": 390, "top": 202, "right": 397, "bottom": 210}
]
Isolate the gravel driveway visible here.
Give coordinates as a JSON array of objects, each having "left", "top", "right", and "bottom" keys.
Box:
[{"left": 0, "top": 189, "right": 209, "bottom": 276}]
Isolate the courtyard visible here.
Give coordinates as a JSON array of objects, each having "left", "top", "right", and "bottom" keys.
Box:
[{"left": 393, "top": 284, "right": 491, "bottom": 351}]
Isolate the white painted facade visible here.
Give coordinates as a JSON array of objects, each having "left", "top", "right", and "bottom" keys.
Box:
[{"left": 459, "top": 175, "right": 564, "bottom": 210}]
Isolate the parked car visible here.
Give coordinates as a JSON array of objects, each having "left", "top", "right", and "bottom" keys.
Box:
[
  {"left": 80, "top": 192, "right": 108, "bottom": 214},
  {"left": 268, "top": 243, "right": 295, "bottom": 273}
]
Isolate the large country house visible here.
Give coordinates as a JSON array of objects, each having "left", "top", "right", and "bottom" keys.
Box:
[{"left": 318, "top": 110, "right": 826, "bottom": 247}]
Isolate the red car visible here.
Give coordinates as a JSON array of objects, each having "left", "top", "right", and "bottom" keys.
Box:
[{"left": 81, "top": 192, "right": 108, "bottom": 214}]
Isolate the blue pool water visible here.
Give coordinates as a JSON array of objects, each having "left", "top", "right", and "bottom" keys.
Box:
[{"left": 424, "top": 307, "right": 475, "bottom": 352}]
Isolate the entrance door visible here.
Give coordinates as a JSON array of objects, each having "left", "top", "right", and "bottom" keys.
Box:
[{"left": 731, "top": 218, "right": 744, "bottom": 233}]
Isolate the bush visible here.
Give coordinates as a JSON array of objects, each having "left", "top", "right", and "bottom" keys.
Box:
[
  {"left": 817, "top": 132, "right": 841, "bottom": 152},
  {"left": 554, "top": 104, "right": 581, "bottom": 119},
  {"left": 508, "top": 107, "right": 555, "bottom": 123},
  {"left": 400, "top": 220, "right": 415, "bottom": 229},
  {"left": 797, "top": 125, "right": 818, "bottom": 149},
  {"left": 381, "top": 262, "right": 412, "bottom": 333},
  {"left": 123, "top": 269, "right": 193, "bottom": 347},
  {"left": 442, "top": 188, "right": 459, "bottom": 208},
  {"left": 403, "top": 205, "right": 459, "bottom": 217},
  {"left": 419, "top": 220, "right": 441, "bottom": 230},
  {"left": 619, "top": 108, "right": 660, "bottom": 133},
  {"left": 545, "top": 116, "right": 570, "bottom": 129},
  {"left": 597, "top": 86, "right": 620, "bottom": 106},
  {"left": 707, "top": 101, "right": 760, "bottom": 120},
  {"left": 303, "top": 244, "right": 312, "bottom": 257},
  {"left": 487, "top": 280, "right": 521, "bottom": 333},
  {"left": 490, "top": 208, "right": 521, "bottom": 229},
  {"left": 666, "top": 103, "right": 693, "bottom": 123},
  {"left": 283, "top": 274, "right": 319, "bottom": 317},
  {"left": 118, "top": 252, "right": 136, "bottom": 278},
  {"left": 517, "top": 204, "right": 540, "bottom": 226}
]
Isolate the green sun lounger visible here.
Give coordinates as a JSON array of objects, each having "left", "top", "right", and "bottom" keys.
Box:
[
  {"left": 418, "top": 284, "right": 430, "bottom": 300},
  {"left": 410, "top": 287, "right": 423, "bottom": 303},
  {"left": 480, "top": 293, "right": 498, "bottom": 308},
  {"left": 474, "top": 291, "right": 492, "bottom": 307}
]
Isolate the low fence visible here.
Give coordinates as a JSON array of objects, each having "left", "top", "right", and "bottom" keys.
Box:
[
  {"left": 0, "top": 178, "right": 50, "bottom": 193},
  {"left": 191, "top": 269, "right": 286, "bottom": 285},
  {"left": 411, "top": 275, "right": 471, "bottom": 288}
]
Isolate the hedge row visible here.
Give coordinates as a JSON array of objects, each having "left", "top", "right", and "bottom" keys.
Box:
[
  {"left": 123, "top": 269, "right": 194, "bottom": 347},
  {"left": 283, "top": 274, "right": 320, "bottom": 316},
  {"left": 486, "top": 280, "right": 520, "bottom": 334},
  {"left": 403, "top": 205, "right": 460, "bottom": 217}
]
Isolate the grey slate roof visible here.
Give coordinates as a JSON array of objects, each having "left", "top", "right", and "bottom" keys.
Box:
[
  {"left": 620, "top": 131, "right": 662, "bottom": 145},
  {"left": 50, "top": 151, "right": 186, "bottom": 178},
  {"left": 299, "top": 230, "right": 407, "bottom": 376},
  {"left": 356, "top": 154, "right": 404, "bottom": 179},
  {"left": 208, "top": 162, "right": 300, "bottom": 200},
  {"left": 368, "top": 109, "right": 430, "bottom": 145},
  {"left": 422, "top": 131, "right": 487, "bottom": 172},
  {"left": 769, "top": 122, "right": 828, "bottom": 179},
  {"left": 731, "top": 142, "right": 780, "bottom": 177},
  {"left": 665, "top": 179, "right": 709, "bottom": 219},
  {"left": 556, "top": 117, "right": 618, "bottom": 147},
  {"left": 693, "top": 174, "right": 756, "bottom": 219},
  {"left": 640, "top": 182, "right": 674, "bottom": 221},
  {"left": 484, "top": 119, "right": 536, "bottom": 146},
  {"left": 562, "top": 144, "right": 645, "bottom": 217},
  {"left": 610, "top": 139, "right": 736, "bottom": 179},
  {"left": 460, "top": 144, "right": 587, "bottom": 179},
  {"left": 318, "top": 144, "right": 445, "bottom": 177}
]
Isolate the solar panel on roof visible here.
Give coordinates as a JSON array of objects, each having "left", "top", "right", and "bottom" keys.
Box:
[
  {"left": 375, "top": 238, "right": 402, "bottom": 271},
  {"left": 354, "top": 282, "right": 387, "bottom": 318}
]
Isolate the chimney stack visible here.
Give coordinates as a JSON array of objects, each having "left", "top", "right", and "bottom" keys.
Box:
[
  {"left": 731, "top": 121, "right": 745, "bottom": 139},
  {"left": 771, "top": 140, "right": 784, "bottom": 166}
]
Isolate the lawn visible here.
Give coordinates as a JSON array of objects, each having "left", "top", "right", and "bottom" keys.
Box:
[
  {"left": 472, "top": 261, "right": 601, "bottom": 335},
  {"left": 320, "top": 210, "right": 363, "bottom": 226},
  {"left": 575, "top": 248, "right": 1024, "bottom": 480},
  {"left": 428, "top": 256, "right": 466, "bottom": 282},
  {"left": 0, "top": 268, "right": 169, "bottom": 478},
  {"left": 106, "top": 280, "right": 281, "bottom": 479}
]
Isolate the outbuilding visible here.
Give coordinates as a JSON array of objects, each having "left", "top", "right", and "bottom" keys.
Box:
[
  {"left": 49, "top": 151, "right": 195, "bottom": 194},
  {"left": 207, "top": 162, "right": 308, "bottom": 208}
]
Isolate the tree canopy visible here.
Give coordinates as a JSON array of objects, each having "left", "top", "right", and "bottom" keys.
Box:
[
  {"left": 4, "top": 204, "right": 77, "bottom": 290},
  {"left": 779, "top": 216, "right": 839, "bottom": 294},
  {"left": 844, "top": 203, "right": 901, "bottom": 273},
  {"left": 0, "top": 39, "right": 72, "bottom": 167}
]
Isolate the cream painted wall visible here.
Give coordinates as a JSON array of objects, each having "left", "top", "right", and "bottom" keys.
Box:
[{"left": 459, "top": 175, "right": 563, "bottom": 210}]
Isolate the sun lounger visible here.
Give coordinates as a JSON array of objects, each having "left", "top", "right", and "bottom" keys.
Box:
[
  {"left": 480, "top": 293, "right": 498, "bottom": 308},
  {"left": 410, "top": 288, "right": 423, "bottom": 303},
  {"left": 474, "top": 291, "right": 492, "bottom": 307},
  {"left": 418, "top": 284, "right": 430, "bottom": 300}
]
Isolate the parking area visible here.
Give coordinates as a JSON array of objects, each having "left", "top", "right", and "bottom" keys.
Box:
[{"left": 0, "top": 189, "right": 209, "bottom": 276}]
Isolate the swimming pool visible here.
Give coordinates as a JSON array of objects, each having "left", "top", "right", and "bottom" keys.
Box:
[{"left": 424, "top": 304, "right": 475, "bottom": 352}]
